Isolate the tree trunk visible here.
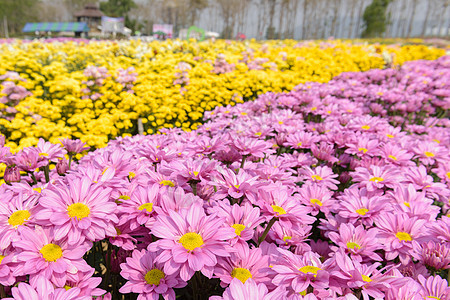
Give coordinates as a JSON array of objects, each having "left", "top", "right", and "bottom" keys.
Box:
[
  {"left": 355, "top": 0, "right": 366, "bottom": 38},
  {"left": 406, "top": 0, "right": 418, "bottom": 37},
  {"left": 302, "top": 0, "right": 308, "bottom": 39},
  {"left": 421, "top": 0, "right": 432, "bottom": 36}
]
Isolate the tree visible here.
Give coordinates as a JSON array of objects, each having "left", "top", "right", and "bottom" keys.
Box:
[
  {"left": 100, "top": 0, "right": 137, "bottom": 30},
  {"left": 0, "top": 0, "right": 41, "bottom": 35},
  {"left": 361, "top": 0, "right": 392, "bottom": 38}
]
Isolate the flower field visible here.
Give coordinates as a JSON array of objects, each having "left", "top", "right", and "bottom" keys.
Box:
[
  {"left": 0, "top": 40, "right": 449, "bottom": 299},
  {"left": 0, "top": 39, "right": 445, "bottom": 154}
]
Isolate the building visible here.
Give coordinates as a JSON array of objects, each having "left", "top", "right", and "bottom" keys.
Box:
[{"left": 74, "top": 3, "right": 104, "bottom": 33}]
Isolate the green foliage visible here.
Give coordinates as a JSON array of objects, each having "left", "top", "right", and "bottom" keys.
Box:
[
  {"left": 361, "top": 0, "right": 392, "bottom": 38},
  {"left": 0, "top": 0, "right": 40, "bottom": 35},
  {"left": 100, "top": 0, "right": 137, "bottom": 30}
]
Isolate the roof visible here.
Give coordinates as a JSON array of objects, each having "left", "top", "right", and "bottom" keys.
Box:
[
  {"left": 74, "top": 4, "right": 104, "bottom": 18},
  {"left": 23, "top": 22, "right": 90, "bottom": 33}
]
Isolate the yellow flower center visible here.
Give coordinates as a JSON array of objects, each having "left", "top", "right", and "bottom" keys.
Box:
[
  {"left": 297, "top": 142, "right": 302, "bottom": 147},
  {"left": 311, "top": 174, "right": 322, "bottom": 181},
  {"left": 356, "top": 208, "right": 369, "bottom": 216},
  {"left": 300, "top": 290, "right": 307, "bottom": 296},
  {"left": 396, "top": 232, "right": 412, "bottom": 242},
  {"left": 33, "top": 187, "right": 42, "bottom": 193},
  {"left": 388, "top": 155, "right": 397, "bottom": 161},
  {"left": 369, "top": 177, "right": 384, "bottom": 183},
  {"left": 424, "top": 151, "right": 435, "bottom": 157},
  {"left": 386, "top": 134, "right": 394, "bottom": 138},
  {"left": 426, "top": 297, "right": 440, "bottom": 300},
  {"left": 193, "top": 171, "right": 199, "bottom": 176},
  {"left": 432, "top": 139, "right": 440, "bottom": 144},
  {"left": 231, "top": 224, "right": 246, "bottom": 236},
  {"left": 361, "top": 125, "right": 370, "bottom": 130},
  {"left": 63, "top": 285, "right": 72, "bottom": 291},
  {"left": 119, "top": 195, "right": 130, "bottom": 200},
  {"left": 128, "top": 172, "right": 136, "bottom": 179},
  {"left": 231, "top": 268, "right": 252, "bottom": 283},
  {"left": 67, "top": 203, "right": 90, "bottom": 220},
  {"left": 40, "top": 244, "right": 63, "bottom": 262},
  {"left": 160, "top": 180, "right": 175, "bottom": 187},
  {"left": 39, "top": 152, "right": 49, "bottom": 157},
  {"left": 310, "top": 198, "right": 323, "bottom": 206},
  {"left": 358, "top": 147, "right": 368, "bottom": 153},
  {"left": 271, "top": 205, "right": 287, "bottom": 215},
  {"left": 255, "top": 132, "right": 262, "bottom": 136},
  {"left": 362, "top": 275, "right": 372, "bottom": 283},
  {"left": 311, "top": 107, "right": 317, "bottom": 111},
  {"left": 347, "top": 242, "right": 361, "bottom": 250},
  {"left": 179, "top": 232, "right": 204, "bottom": 251},
  {"left": 234, "top": 184, "right": 240, "bottom": 189},
  {"left": 138, "top": 203, "right": 153, "bottom": 213},
  {"left": 145, "top": 269, "right": 165, "bottom": 285},
  {"left": 403, "top": 202, "right": 410, "bottom": 208},
  {"left": 283, "top": 236, "right": 292, "bottom": 244},
  {"left": 299, "top": 265, "right": 321, "bottom": 274},
  {"left": 446, "top": 172, "right": 450, "bottom": 179},
  {"left": 8, "top": 210, "right": 31, "bottom": 227},
  {"left": 0, "top": 255, "right": 4, "bottom": 264}
]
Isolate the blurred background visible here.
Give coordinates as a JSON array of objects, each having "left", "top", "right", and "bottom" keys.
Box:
[{"left": 0, "top": 0, "right": 449, "bottom": 40}]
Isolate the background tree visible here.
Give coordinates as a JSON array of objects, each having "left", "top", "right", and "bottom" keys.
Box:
[
  {"left": 0, "top": 0, "right": 41, "bottom": 36},
  {"left": 100, "top": 0, "right": 137, "bottom": 31},
  {"left": 361, "top": 0, "right": 392, "bottom": 38}
]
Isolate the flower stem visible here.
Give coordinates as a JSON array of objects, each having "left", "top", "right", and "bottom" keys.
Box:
[
  {"left": 0, "top": 284, "right": 5, "bottom": 298},
  {"left": 68, "top": 154, "right": 73, "bottom": 169},
  {"left": 239, "top": 155, "right": 248, "bottom": 171},
  {"left": 258, "top": 217, "right": 277, "bottom": 246},
  {"left": 43, "top": 164, "right": 50, "bottom": 183}
]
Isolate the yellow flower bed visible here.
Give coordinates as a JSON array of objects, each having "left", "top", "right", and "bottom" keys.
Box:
[{"left": 0, "top": 39, "right": 445, "bottom": 151}]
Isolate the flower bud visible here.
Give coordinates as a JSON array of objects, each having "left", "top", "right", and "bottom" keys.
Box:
[
  {"left": 4, "top": 166, "right": 20, "bottom": 184},
  {"left": 56, "top": 159, "right": 69, "bottom": 175}
]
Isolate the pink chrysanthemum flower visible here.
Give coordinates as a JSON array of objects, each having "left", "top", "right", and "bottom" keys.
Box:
[
  {"left": 418, "top": 274, "right": 450, "bottom": 300},
  {"left": 35, "top": 138, "right": 67, "bottom": 163},
  {"left": 413, "top": 141, "right": 447, "bottom": 165},
  {"left": 345, "top": 136, "right": 380, "bottom": 157},
  {"left": 117, "top": 184, "right": 160, "bottom": 230},
  {"left": 412, "top": 241, "right": 450, "bottom": 271},
  {"left": 331, "top": 250, "right": 397, "bottom": 300},
  {"left": 0, "top": 249, "right": 16, "bottom": 285},
  {"left": 336, "top": 187, "right": 388, "bottom": 227},
  {"left": 297, "top": 183, "right": 334, "bottom": 216},
  {"left": 36, "top": 177, "right": 117, "bottom": 245},
  {"left": 60, "top": 138, "right": 90, "bottom": 155},
  {"left": 267, "top": 221, "right": 311, "bottom": 252},
  {"left": 351, "top": 165, "right": 402, "bottom": 192},
  {"left": 211, "top": 201, "right": 264, "bottom": 244},
  {"left": 62, "top": 268, "right": 106, "bottom": 298},
  {"left": 427, "top": 216, "right": 450, "bottom": 243},
  {"left": 13, "top": 226, "right": 91, "bottom": 287},
  {"left": 149, "top": 205, "right": 235, "bottom": 281},
  {"left": 214, "top": 243, "right": 271, "bottom": 287},
  {"left": 284, "top": 132, "right": 319, "bottom": 149},
  {"left": 272, "top": 249, "right": 329, "bottom": 294},
  {"left": 210, "top": 278, "right": 286, "bottom": 300},
  {"left": 375, "top": 212, "right": 428, "bottom": 264},
  {"left": 380, "top": 143, "right": 414, "bottom": 166},
  {"left": 0, "top": 191, "right": 38, "bottom": 249},
  {"left": 119, "top": 249, "right": 186, "bottom": 300},
  {"left": 4, "top": 276, "right": 90, "bottom": 300},
  {"left": 300, "top": 166, "right": 339, "bottom": 190},
  {"left": 155, "top": 186, "right": 203, "bottom": 215},
  {"left": 252, "top": 187, "right": 315, "bottom": 226},
  {"left": 328, "top": 223, "right": 382, "bottom": 262}
]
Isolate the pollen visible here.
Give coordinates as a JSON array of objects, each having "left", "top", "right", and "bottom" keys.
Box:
[
  {"left": 193, "top": 171, "right": 199, "bottom": 176},
  {"left": 8, "top": 210, "right": 31, "bottom": 227},
  {"left": 361, "top": 125, "right": 370, "bottom": 130},
  {"left": 362, "top": 275, "right": 372, "bottom": 283},
  {"left": 311, "top": 174, "right": 323, "bottom": 181},
  {"left": 231, "top": 267, "right": 252, "bottom": 283},
  {"left": 369, "top": 176, "right": 384, "bottom": 183},
  {"left": 271, "top": 205, "right": 287, "bottom": 215},
  {"left": 40, "top": 243, "right": 63, "bottom": 262},
  {"left": 358, "top": 147, "right": 368, "bottom": 153},
  {"left": 299, "top": 265, "right": 321, "bottom": 274},
  {"left": 231, "top": 224, "right": 246, "bottom": 236},
  {"left": 310, "top": 198, "right": 323, "bottom": 206},
  {"left": 396, "top": 231, "right": 412, "bottom": 242},
  {"left": 424, "top": 151, "right": 435, "bottom": 157},
  {"left": 145, "top": 269, "right": 165, "bottom": 285},
  {"left": 138, "top": 203, "right": 153, "bottom": 213},
  {"left": 160, "top": 180, "right": 175, "bottom": 187},
  {"left": 388, "top": 155, "right": 397, "bottom": 160},
  {"left": 179, "top": 232, "right": 204, "bottom": 251},
  {"left": 283, "top": 236, "right": 292, "bottom": 244},
  {"left": 347, "top": 242, "right": 361, "bottom": 250},
  {"left": 356, "top": 208, "right": 369, "bottom": 216},
  {"left": 67, "top": 203, "right": 90, "bottom": 220}
]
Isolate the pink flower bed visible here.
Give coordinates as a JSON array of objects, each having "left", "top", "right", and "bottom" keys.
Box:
[{"left": 0, "top": 56, "right": 449, "bottom": 299}]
